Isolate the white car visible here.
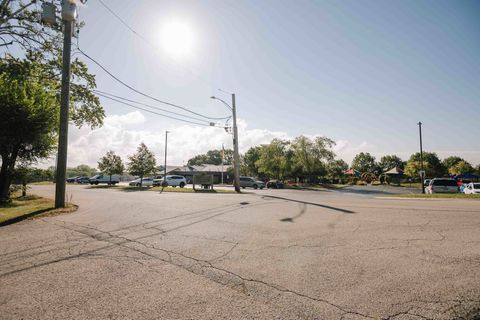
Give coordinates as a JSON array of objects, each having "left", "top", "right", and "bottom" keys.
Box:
[
  {"left": 129, "top": 177, "right": 154, "bottom": 187},
  {"left": 89, "top": 174, "right": 120, "bottom": 185},
  {"left": 425, "top": 178, "right": 459, "bottom": 194},
  {"left": 463, "top": 182, "right": 480, "bottom": 195},
  {"left": 157, "top": 175, "right": 187, "bottom": 188}
]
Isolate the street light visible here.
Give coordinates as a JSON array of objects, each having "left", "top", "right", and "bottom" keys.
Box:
[
  {"left": 164, "top": 131, "right": 170, "bottom": 187},
  {"left": 211, "top": 94, "right": 240, "bottom": 193}
]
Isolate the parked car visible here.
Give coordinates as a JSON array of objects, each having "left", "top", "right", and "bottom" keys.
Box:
[
  {"left": 239, "top": 177, "right": 265, "bottom": 189},
  {"left": 66, "top": 176, "right": 78, "bottom": 183},
  {"left": 463, "top": 182, "right": 480, "bottom": 195},
  {"left": 155, "top": 175, "right": 187, "bottom": 188},
  {"left": 75, "top": 176, "right": 91, "bottom": 184},
  {"left": 266, "top": 180, "right": 284, "bottom": 189},
  {"left": 89, "top": 174, "right": 120, "bottom": 185},
  {"left": 425, "top": 178, "right": 459, "bottom": 194},
  {"left": 129, "top": 177, "right": 154, "bottom": 187}
]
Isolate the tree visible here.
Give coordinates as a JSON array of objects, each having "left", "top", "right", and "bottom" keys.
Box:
[
  {"left": 442, "top": 156, "right": 464, "bottom": 170},
  {"left": 256, "top": 139, "right": 292, "bottom": 179},
  {"left": 127, "top": 143, "right": 156, "bottom": 187},
  {"left": 326, "top": 159, "right": 348, "bottom": 182},
  {"left": 290, "top": 136, "right": 335, "bottom": 182},
  {"left": 0, "top": 3, "right": 104, "bottom": 201},
  {"left": 241, "top": 146, "right": 261, "bottom": 177},
  {"left": 351, "top": 152, "right": 378, "bottom": 174},
  {"left": 476, "top": 164, "right": 480, "bottom": 176},
  {"left": 448, "top": 161, "right": 474, "bottom": 176},
  {"left": 66, "top": 164, "right": 97, "bottom": 178},
  {"left": 405, "top": 152, "right": 444, "bottom": 179},
  {"left": 98, "top": 151, "right": 125, "bottom": 184},
  {"left": 0, "top": 58, "right": 57, "bottom": 201},
  {"left": 187, "top": 149, "right": 233, "bottom": 166},
  {"left": 378, "top": 155, "right": 404, "bottom": 172}
]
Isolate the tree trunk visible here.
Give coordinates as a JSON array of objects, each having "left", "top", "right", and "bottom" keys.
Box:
[
  {"left": 109, "top": 174, "right": 112, "bottom": 185},
  {"left": 0, "top": 150, "right": 19, "bottom": 202},
  {"left": 140, "top": 176, "right": 143, "bottom": 187}
]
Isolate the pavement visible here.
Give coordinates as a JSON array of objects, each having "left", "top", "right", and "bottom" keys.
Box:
[{"left": 0, "top": 185, "right": 479, "bottom": 319}]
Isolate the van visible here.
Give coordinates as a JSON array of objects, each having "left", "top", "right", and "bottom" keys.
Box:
[{"left": 425, "top": 178, "right": 458, "bottom": 194}]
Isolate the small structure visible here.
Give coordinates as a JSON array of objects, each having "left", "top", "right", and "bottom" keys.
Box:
[{"left": 383, "top": 167, "right": 404, "bottom": 185}]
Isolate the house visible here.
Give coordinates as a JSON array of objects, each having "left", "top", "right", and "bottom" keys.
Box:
[{"left": 157, "top": 164, "right": 233, "bottom": 184}]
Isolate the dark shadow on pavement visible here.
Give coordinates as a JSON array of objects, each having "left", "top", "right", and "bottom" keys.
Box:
[
  {"left": 262, "top": 195, "right": 355, "bottom": 214},
  {"left": 337, "top": 186, "right": 420, "bottom": 196},
  {"left": 280, "top": 203, "right": 307, "bottom": 222}
]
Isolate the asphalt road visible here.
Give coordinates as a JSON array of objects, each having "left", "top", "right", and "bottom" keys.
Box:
[{"left": 1, "top": 185, "right": 479, "bottom": 319}]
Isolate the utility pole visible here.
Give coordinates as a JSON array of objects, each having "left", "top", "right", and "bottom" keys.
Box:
[
  {"left": 164, "top": 131, "right": 169, "bottom": 185},
  {"left": 418, "top": 122, "right": 425, "bottom": 194},
  {"left": 232, "top": 94, "right": 241, "bottom": 192},
  {"left": 55, "top": 16, "right": 74, "bottom": 208},
  {"left": 221, "top": 144, "right": 224, "bottom": 185}
]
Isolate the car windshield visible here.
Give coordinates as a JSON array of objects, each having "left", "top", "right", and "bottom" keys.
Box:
[{"left": 433, "top": 180, "right": 457, "bottom": 186}]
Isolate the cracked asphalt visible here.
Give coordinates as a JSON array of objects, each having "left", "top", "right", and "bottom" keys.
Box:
[{"left": 1, "top": 185, "right": 479, "bottom": 319}]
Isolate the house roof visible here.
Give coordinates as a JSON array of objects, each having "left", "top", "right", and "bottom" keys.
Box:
[
  {"left": 159, "top": 164, "right": 232, "bottom": 174},
  {"left": 385, "top": 167, "right": 404, "bottom": 175}
]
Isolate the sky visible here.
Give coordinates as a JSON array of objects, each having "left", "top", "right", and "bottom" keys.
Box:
[{"left": 41, "top": 0, "right": 480, "bottom": 167}]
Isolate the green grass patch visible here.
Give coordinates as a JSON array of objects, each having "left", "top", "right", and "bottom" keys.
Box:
[
  {"left": 30, "top": 181, "right": 55, "bottom": 185},
  {"left": 393, "top": 193, "right": 480, "bottom": 199},
  {"left": 0, "top": 195, "right": 77, "bottom": 226},
  {"left": 87, "top": 185, "right": 236, "bottom": 193},
  {"left": 284, "top": 183, "right": 347, "bottom": 190}
]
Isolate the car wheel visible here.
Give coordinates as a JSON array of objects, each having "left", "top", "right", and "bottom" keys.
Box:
[
  {"left": 241, "top": 187, "right": 245, "bottom": 189},
  {"left": 136, "top": 183, "right": 141, "bottom": 187},
  {"left": 260, "top": 187, "right": 264, "bottom": 189},
  {"left": 95, "top": 182, "right": 99, "bottom": 185},
  {"left": 179, "top": 182, "right": 185, "bottom": 188},
  {"left": 253, "top": 184, "right": 258, "bottom": 189}
]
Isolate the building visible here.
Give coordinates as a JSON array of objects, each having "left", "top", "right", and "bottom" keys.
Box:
[{"left": 157, "top": 164, "right": 233, "bottom": 184}]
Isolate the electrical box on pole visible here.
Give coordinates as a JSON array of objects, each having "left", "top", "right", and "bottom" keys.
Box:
[{"left": 41, "top": 3, "right": 56, "bottom": 25}]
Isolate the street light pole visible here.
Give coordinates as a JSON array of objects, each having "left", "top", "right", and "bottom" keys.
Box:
[
  {"left": 210, "top": 94, "right": 240, "bottom": 193},
  {"left": 164, "top": 131, "right": 169, "bottom": 182},
  {"left": 418, "top": 122, "right": 425, "bottom": 194},
  {"left": 55, "top": 19, "right": 73, "bottom": 208},
  {"left": 231, "top": 94, "right": 241, "bottom": 192}
]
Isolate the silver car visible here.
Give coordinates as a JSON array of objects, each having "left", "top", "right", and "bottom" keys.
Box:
[
  {"left": 239, "top": 177, "right": 265, "bottom": 189},
  {"left": 425, "top": 178, "right": 459, "bottom": 194}
]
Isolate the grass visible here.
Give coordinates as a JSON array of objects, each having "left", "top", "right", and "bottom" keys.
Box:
[
  {"left": 393, "top": 193, "right": 480, "bottom": 199},
  {"left": 87, "top": 185, "right": 236, "bottom": 193},
  {"left": 30, "top": 181, "right": 55, "bottom": 185},
  {"left": 0, "top": 194, "right": 77, "bottom": 226},
  {"left": 285, "top": 183, "right": 348, "bottom": 190}
]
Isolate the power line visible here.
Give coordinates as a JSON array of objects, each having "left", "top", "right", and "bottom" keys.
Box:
[
  {"left": 93, "top": 89, "right": 213, "bottom": 123},
  {"left": 76, "top": 47, "right": 230, "bottom": 120},
  {"left": 95, "top": 91, "right": 214, "bottom": 127}
]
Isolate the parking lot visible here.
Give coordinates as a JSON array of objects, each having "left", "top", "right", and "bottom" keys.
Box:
[{"left": 1, "top": 185, "right": 479, "bottom": 319}]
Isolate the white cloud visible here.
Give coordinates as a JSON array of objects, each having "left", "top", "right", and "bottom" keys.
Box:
[
  {"left": 40, "top": 111, "right": 479, "bottom": 170},
  {"left": 48, "top": 112, "right": 295, "bottom": 168}
]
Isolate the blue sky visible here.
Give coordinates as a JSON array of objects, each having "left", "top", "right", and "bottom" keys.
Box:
[{"left": 62, "top": 0, "right": 480, "bottom": 166}]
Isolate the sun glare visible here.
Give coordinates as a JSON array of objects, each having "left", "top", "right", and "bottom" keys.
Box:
[{"left": 159, "top": 19, "right": 195, "bottom": 59}]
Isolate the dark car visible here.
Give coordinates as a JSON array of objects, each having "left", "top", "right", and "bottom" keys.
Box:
[
  {"left": 266, "top": 180, "right": 284, "bottom": 189},
  {"left": 75, "top": 176, "right": 90, "bottom": 184},
  {"left": 66, "top": 176, "right": 78, "bottom": 183}
]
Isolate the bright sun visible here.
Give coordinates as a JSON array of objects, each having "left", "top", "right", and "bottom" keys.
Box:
[{"left": 159, "top": 19, "right": 195, "bottom": 59}]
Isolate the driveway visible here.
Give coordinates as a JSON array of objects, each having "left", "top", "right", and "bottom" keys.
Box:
[{"left": 1, "top": 185, "right": 479, "bottom": 319}]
